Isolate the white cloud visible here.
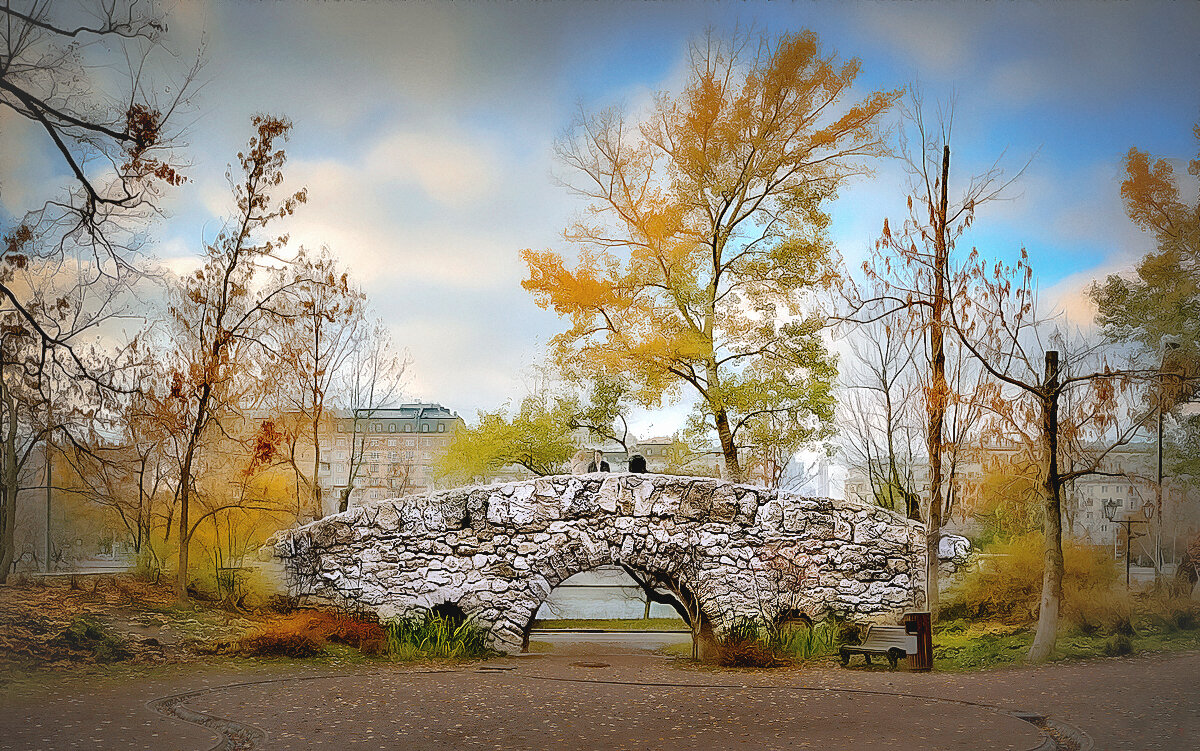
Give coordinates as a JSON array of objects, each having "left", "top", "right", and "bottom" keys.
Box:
[{"left": 366, "top": 129, "right": 501, "bottom": 207}]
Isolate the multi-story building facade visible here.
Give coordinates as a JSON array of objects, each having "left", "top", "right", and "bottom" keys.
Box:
[
  {"left": 315, "top": 403, "right": 465, "bottom": 511},
  {"left": 843, "top": 438, "right": 1199, "bottom": 566}
]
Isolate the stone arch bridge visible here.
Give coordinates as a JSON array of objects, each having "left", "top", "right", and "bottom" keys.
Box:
[{"left": 270, "top": 474, "right": 926, "bottom": 654}]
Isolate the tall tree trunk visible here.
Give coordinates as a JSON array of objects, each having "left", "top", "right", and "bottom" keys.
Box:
[
  {"left": 176, "top": 448, "right": 194, "bottom": 599},
  {"left": 176, "top": 383, "right": 211, "bottom": 600},
  {"left": 0, "top": 380, "right": 18, "bottom": 583},
  {"left": 925, "top": 144, "right": 951, "bottom": 619},
  {"left": 311, "top": 418, "right": 322, "bottom": 519},
  {"left": 1029, "top": 351, "right": 1064, "bottom": 662},
  {"left": 0, "top": 485, "right": 12, "bottom": 583},
  {"left": 311, "top": 321, "right": 323, "bottom": 520}
]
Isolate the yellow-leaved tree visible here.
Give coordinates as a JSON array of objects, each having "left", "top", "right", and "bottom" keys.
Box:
[{"left": 522, "top": 30, "right": 899, "bottom": 480}]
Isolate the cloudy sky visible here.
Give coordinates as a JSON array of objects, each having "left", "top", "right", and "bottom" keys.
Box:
[{"left": 5, "top": 0, "right": 1200, "bottom": 435}]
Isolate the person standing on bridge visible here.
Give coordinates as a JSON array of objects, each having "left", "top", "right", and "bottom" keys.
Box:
[
  {"left": 587, "top": 450, "right": 610, "bottom": 473},
  {"left": 570, "top": 449, "right": 591, "bottom": 475}
]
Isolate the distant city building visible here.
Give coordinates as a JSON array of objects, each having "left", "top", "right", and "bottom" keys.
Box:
[
  {"left": 843, "top": 437, "right": 1199, "bottom": 565},
  {"left": 315, "top": 403, "right": 464, "bottom": 511}
]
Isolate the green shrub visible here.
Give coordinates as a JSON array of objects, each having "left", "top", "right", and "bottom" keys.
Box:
[
  {"left": 1104, "top": 633, "right": 1134, "bottom": 656},
  {"left": 52, "top": 617, "right": 130, "bottom": 663},
  {"left": 769, "top": 619, "right": 839, "bottom": 661},
  {"left": 385, "top": 612, "right": 491, "bottom": 660},
  {"left": 712, "top": 617, "right": 840, "bottom": 667},
  {"left": 716, "top": 619, "right": 779, "bottom": 668}
]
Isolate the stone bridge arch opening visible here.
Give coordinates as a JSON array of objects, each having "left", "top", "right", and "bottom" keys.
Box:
[
  {"left": 270, "top": 474, "right": 926, "bottom": 654},
  {"left": 516, "top": 558, "right": 714, "bottom": 654}
]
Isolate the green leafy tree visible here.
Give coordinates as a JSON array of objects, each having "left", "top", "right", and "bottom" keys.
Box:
[{"left": 435, "top": 397, "right": 575, "bottom": 482}]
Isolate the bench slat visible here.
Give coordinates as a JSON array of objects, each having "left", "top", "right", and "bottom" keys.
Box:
[{"left": 855, "top": 625, "right": 917, "bottom": 653}]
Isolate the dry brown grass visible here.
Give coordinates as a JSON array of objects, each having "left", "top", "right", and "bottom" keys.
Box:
[
  {"left": 945, "top": 533, "right": 1128, "bottom": 629},
  {"left": 232, "top": 611, "right": 386, "bottom": 658}
]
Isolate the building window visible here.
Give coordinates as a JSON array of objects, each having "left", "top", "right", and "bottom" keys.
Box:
[
  {"left": 388, "top": 423, "right": 396, "bottom": 433},
  {"left": 438, "top": 423, "right": 445, "bottom": 433},
  {"left": 421, "top": 424, "right": 429, "bottom": 432},
  {"left": 405, "top": 424, "right": 413, "bottom": 432}
]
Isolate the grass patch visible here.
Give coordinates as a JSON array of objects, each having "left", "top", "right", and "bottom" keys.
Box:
[
  {"left": 704, "top": 617, "right": 842, "bottom": 668},
  {"left": 385, "top": 613, "right": 493, "bottom": 661},
  {"left": 771, "top": 619, "right": 840, "bottom": 662},
  {"left": 531, "top": 618, "right": 688, "bottom": 631},
  {"left": 932, "top": 616, "right": 1200, "bottom": 671}
]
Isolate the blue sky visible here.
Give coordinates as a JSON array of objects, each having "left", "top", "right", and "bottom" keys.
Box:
[{"left": 3, "top": 0, "right": 1198, "bottom": 435}]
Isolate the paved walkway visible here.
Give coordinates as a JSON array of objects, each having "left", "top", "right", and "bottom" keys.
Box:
[{"left": 2, "top": 649, "right": 1198, "bottom": 750}]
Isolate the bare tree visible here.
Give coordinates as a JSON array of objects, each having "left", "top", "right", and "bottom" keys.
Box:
[
  {"left": 1, "top": 0, "right": 197, "bottom": 339},
  {"left": 0, "top": 0, "right": 196, "bottom": 581},
  {"left": 264, "top": 246, "right": 365, "bottom": 519},
  {"left": 838, "top": 316, "right": 922, "bottom": 516},
  {"left": 954, "top": 250, "right": 1162, "bottom": 662},
  {"left": 335, "top": 322, "right": 407, "bottom": 513},
  {"left": 838, "top": 90, "right": 1025, "bottom": 619},
  {"left": 159, "top": 116, "right": 308, "bottom": 598},
  {"left": 0, "top": 229, "right": 133, "bottom": 580}
]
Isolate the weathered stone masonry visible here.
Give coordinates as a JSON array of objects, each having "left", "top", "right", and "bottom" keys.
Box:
[{"left": 270, "top": 474, "right": 927, "bottom": 654}]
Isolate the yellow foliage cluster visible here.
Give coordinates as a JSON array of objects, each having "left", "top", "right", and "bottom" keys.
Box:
[{"left": 946, "top": 533, "right": 1124, "bottom": 630}]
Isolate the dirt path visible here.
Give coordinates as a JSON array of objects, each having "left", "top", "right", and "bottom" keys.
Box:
[{"left": 3, "top": 650, "right": 1197, "bottom": 750}]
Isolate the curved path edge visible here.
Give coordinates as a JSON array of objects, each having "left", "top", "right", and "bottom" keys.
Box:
[{"left": 145, "top": 667, "right": 1093, "bottom": 751}]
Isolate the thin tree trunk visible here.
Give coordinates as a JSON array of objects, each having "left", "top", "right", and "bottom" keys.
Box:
[
  {"left": 925, "top": 144, "right": 951, "bottom": 620},
  {"left": 714, "top": 406, "right": 742, "bottom": 482},
  {"left": 311, "top": 321, "right": 323, "bottom": 519},
  {"left": 176, "top": 451, "right": 193, "bottom": 598},
  {"left": 1029, "top": 351, "right": 1063, "bottom": 662}
]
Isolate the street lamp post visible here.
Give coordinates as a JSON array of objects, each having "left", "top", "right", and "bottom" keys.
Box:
[
  {"left": 1156, "top": 341, "right": 1181, "bottom": 582},
  {"left": 1105, "top": 500, "right": 1152, "bottom": 588}
]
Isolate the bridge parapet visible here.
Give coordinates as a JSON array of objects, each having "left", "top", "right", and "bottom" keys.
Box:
[{"left": 270, "top": 474, "right": 926, "bottom": 653}]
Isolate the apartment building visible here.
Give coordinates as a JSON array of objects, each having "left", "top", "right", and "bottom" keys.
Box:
[
  {"left": 843, "top": 438, "right": 1198, "bottom": 564},
  {"left": 316, "top": 403, "right": 464, "bottom": 511}
]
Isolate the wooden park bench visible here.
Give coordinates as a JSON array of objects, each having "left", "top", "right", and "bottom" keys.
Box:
[{"left": 839, "top": 624, "right": 918, "bottom": 669}]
